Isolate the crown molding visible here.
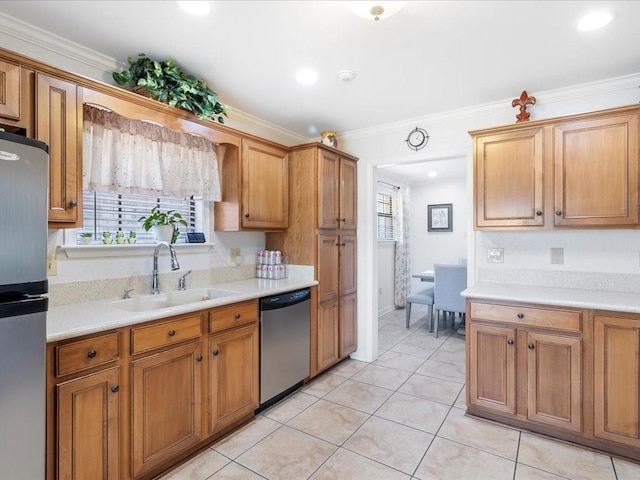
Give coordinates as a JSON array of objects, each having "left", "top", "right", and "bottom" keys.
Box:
[{"left": 340, "top": 72, "right": 640, "bottom": 141}]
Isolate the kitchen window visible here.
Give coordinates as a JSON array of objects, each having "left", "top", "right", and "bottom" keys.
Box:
[{"left": 77, "top": 191, "right": 198, "bottom": 244}]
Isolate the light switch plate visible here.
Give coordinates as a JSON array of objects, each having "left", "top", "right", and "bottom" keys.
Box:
[
  {"left": 47, "top": 256, "right": 57, "bottom": 276},
  {"left": 487, "top": 248, "right": 504, "bottom": 263},
  {"left": 229, "top": 248, "right": 241, "bottom": 264}
]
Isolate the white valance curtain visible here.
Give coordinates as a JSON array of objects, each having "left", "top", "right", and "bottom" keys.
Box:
[{"left": 82, "top": 104, "right": 221, "bottom": 201}]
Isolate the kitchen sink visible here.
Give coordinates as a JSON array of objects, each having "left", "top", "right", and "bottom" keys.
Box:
[{"left": 111, "top": 287, "right": 239, "bottom": 312}]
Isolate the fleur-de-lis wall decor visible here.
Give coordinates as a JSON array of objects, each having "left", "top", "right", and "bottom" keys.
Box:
[{"left": 512, "top": 90, "right": 536, "bottom": 123}]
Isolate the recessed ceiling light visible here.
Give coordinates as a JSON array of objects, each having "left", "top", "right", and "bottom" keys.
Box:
[
  {"left": 576, "top": 11, "right": 614, "bottom": 31},
  {"left": 296, "top": 69, "right": 318, "bottom": 85},
  {"left": 428, "top": 171, "right": 437, "bottom": 178},
  {"left": 178, "top": 1, "right": 211, "bottom": 16}
]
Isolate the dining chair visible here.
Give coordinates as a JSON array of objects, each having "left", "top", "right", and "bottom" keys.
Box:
[
  {"left": 405, "top": 283, "right": 434, "bottom": 329},
  {"left": 432, "top": 264, "right": 467, "bottom": 337}
]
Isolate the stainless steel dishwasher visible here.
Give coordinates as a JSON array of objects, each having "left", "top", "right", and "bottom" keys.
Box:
[{"left": 259, "top": 288, "right": 311, "bottom": 408}]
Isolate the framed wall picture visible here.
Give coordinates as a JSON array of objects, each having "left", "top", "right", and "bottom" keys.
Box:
[{"left": 428, "top": 203, "right": 453, "bottom": 232}]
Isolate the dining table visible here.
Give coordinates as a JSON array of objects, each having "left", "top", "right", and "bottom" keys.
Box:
[{"left": 412, "top": 270, "right": 434, "bottom": 282}]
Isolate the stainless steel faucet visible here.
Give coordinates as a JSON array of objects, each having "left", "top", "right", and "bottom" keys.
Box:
[
  {"left": 178, "top": 270, "right": 192, "bottom": 291},
  {"left": 152, "top": 242, "right": 180, "bottom": 294}
]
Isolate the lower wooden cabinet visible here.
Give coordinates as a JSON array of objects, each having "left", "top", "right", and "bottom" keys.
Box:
[
  {"left": 317, "top": 300, "right": 340, "bottom": 372},
  {"left": 56, "top": 367, "right": 120, "bottom": 480},
  {"left": 209, "top": 322, "right": 259, "bottom": 434},
  {"left": 131, "top": 341, "right": 203, "bottom": 478},
  {"left": 594, "top": 314, "right": 640, "bottom": 448},
  {"left": 467, "top": 301, "right": 583, "bottom": 434}
]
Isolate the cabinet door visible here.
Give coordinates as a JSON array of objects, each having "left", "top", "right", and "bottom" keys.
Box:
[
  {"left": 209, "top": 323, "right": 259, "bottom": 434},
  {"left": 57, "top": 367, "right": 120, "bottom": 480},
  {"left": 131, "top": 342, "right": 203, "bottom": 478},
  {"left": 475, "top": 128, "right": 544, "bottom": 227},
  {"left": 0, "top": 59, "right": 21, "bottom": 120},
  {"left": 594, "top": 315, "right": 640, "bottom": 448},
  {"left": 468, "top": 323, "right": 516, "bottom": 414},
  {"left": 554, "top": 114, "right": 638, "bottom": 226},
  {"left": 241, "top": 138, "right": 288, "bottom": 229},
  {"left": 339, "top": 234, "right": 357, "bottom": 297},
  {"left": 36, "top": 73, "right": 80, "bottom": 225},
  {"left": 340, "top": 158, "right": 357, "bottom": 230},
  {"left": 317, "top": 233, "right": 339, "bottom": 303},
  {"left": 526, "top": 332, "right": 582, "bottom": 432},
  {"left": 339, "top": 293, "right": 357, "bottom": 358},
  {"left": 317, "top": 300, "right": 340, "bottom": 371},
  {"left": 318, "top": 150, "right": 340, "bottom": 229}
]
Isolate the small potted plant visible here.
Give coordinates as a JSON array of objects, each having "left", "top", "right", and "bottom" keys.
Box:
[
  {"left": 139, "top": 206, "right": 187, "bottom": 244},
  {"left": 78, "top": 232, "right": 93, "bottom": 245},
  {"left": 112, "top": 53, "right": 228, "bottom": 124}
]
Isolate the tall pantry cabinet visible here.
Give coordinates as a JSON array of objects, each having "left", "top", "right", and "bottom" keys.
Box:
[{"left": 267, "top": 143, "right": 358, "bottom": 377}]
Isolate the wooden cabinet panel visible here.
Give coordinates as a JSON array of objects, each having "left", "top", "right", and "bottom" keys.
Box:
[
  {"left": 130, "top": 313, "right": 202, "bottom": 354},
  {"left": 209, "top": 322, "right": 259, "bottom": 434},
  {"left": 57, "top": 367, "right": 120, "bottom": 480},
  {"left": 340, "top": 234, "right": 357, "bottom": 297},
  {"left": 554, "top": 114, "right": 638, "bottom": 226},
  {"left": 475, "top": 127, "right": 544, "bottom": 227},
  {"left": 318, "top": 149, "right": 340, "bottom": 229},
  {"left": 240, "top": 138, "right": 288, "bottom": 229},
  {"left": 318, "top": 233, "right": 339, "bottom": 303},
  {"left": 0, "top": 59, "right": 21, "bottom": 120},
  {"left": 469, "top": 302, "right": 581, "bottom": 332},
  {"left": 526, "top": 332, "right": 582, "bottom": 432},
  {"left": 340, "top": 158, "right": 357, "bottom": 230},
  {"left": 131, "top": 341, "right": 203, "bottom": 478},
  {"left": 209, "top": 300, "right": 258, "bottom": 334},
  {"left": 339, "top": 293, "right": 357, "bottom": 358},
  {"left": 468, "top": 323, "right": 516, "bottom": 414},
  {"left": 594, "top": 315, "right": 640, "bottom": 448},
  {"left": 56, "top": 332, "right": 119, "bottom": 377},
  {"left": 36, "top": 73, "right": 80, "bottom": 225},
  {"left": 317, "top": 300, "right": 340, "bottom": 371}
]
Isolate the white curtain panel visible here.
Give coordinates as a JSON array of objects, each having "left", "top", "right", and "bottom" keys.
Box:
[
  {"left": 393, "top": 185, "right": 411, "bottom": 307},
  {"left": 82, "top": 104, "right": 221, "bottom": 201}
]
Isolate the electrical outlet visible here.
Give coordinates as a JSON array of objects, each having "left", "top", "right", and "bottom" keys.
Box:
[
  {"left": 229, "top": 248, "right": 241, "bottom": 264},
  {"left": 487, "top": 248, "right": 504, "bottom": 263},
  {"left": 47, "top": 256, "right": 58, "bottom": 276},
  {"left": 550, "top": 247, "right": 564, "bottom": 265}
]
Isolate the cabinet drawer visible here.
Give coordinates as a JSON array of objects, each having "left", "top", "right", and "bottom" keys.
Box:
[
  {"left": 469, "top": 302, "right": 581, "bottom": 332},
  {"left": 56, "top": 332, "right": 119, "bottom": 377},
  {"left": 209, "top": 300, "right": 258, "bottom": 333},
  {"left": 131, "top": 314, "right": 203, "bottom": 354}
]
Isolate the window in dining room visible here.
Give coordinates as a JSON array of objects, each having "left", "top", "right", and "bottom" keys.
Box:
[{"left": 377, "top": 187, "right": 396, "bottom": 240}]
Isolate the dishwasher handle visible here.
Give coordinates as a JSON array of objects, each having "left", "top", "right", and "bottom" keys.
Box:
[{"left": 260, "top": 288, "right": 311, "bottom": 311}]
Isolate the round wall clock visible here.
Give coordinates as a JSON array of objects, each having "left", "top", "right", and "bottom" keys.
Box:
[{"left": 405, "top": 127, "right": 429, "bottom": 151}]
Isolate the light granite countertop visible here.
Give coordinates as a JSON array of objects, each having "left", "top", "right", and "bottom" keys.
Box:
[
  {"left": 47, "top": 277, "right": 317, "bottom": 343},
  {"left": 463, "top": 283, "right": 640, "bottom": 314}
]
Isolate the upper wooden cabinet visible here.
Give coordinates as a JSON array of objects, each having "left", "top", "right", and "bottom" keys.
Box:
[
  {"left": 0, "top": 59, "right": 21, "bottom": 120},
  {"left": 318, "top": 149, "right": 357, "bottom": 230},
  {"left": 471, "top": 104, "right": 640, "bottom": 230},
  {"left": 554, "top": 114, "right": 638, "bottom": 226},
  {"left": 475, "top": 127, "right": 544, "bottom": 227},
  {"left": 36, "top": 73, "right": 81, "bottom": 226},
  {"left": 215, "top": 137, "right": 289, "bottom": 231}
]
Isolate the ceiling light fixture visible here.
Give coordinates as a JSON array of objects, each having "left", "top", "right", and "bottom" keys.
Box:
[
  {"left": 346, "top": 2, "right": 407, "bottom": 21},
  {"left": 296, "top": 69, "right": 318, "bottom": 85},
  {"left": 178, "top": 1, "right": 211, "bottom": 16},
  {"left": 428, "top": 171, "right": 437, "bottom": 178},
  {"left": 337, "top": 69, "right": 355, "bottom": 82},
  {"left": 576, "top": 11, "right": 614, "bottom": 31}
]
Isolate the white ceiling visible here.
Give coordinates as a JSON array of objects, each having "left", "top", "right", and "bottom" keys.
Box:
[{"left": 1, "top": 0, "right": 639, "bottom": 145}]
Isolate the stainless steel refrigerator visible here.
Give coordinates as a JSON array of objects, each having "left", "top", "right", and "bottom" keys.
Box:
[{"left": 0, "top": 131, "right": 48, "bottom": 479}]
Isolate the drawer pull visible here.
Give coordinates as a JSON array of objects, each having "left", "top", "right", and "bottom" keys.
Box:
[
  {"left": 507, "top": 339, "right": 514, "bottom": 345},
  {"left": 517, "top": 313, "right": 524, "bottom": 319},
  {"left": 168, "top": 329, "right": 176, "bottom": 337},
  {"left": 234, "top": 313, "right": 241, "bottom": 319},
  {"left": 212, "top": 349, "right": 219, "bottom": 356},
  {"left": 87, "top": 350, "right": 97, "bottom": 359},
  {"left": 196, "top": 355, "right": 203, "bottom": 362},
  {"left": 111, "top": 385, "right": 119, "bottom": 393},
  {"left": 528, "top": 343, "right": 535, "bottom": 350}
]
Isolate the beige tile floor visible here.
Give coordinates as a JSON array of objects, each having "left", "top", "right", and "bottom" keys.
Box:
[{"left": 161, "top": 305, "right": 640, "bottom": 480}]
